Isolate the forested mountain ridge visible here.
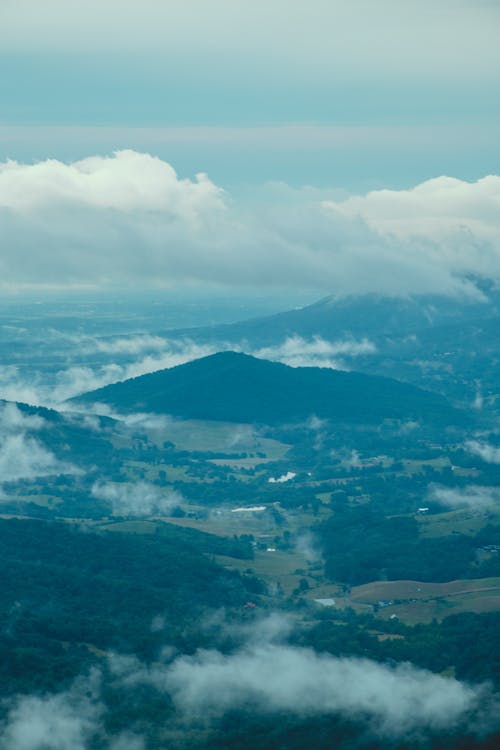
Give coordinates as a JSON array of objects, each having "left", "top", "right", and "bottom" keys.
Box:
[{"left": 74, "top": 350, "right": 463, "bottom": 426}]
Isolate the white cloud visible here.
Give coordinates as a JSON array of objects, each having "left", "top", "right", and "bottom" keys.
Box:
[
  {"left": 0, "top": 673, "right": 102, "bottom": 750},
  {"left": 465, "top": 440, "right": 500, "bottom": 465},
  {"left": 91, "top": 481, "right": 182, "bottom": 517},
  {"left": 255, "top": 336, "right": 376, "bottom": 369},
  {"left": 109, "top": 637, "right": 489, "bottom": 739},
  {"left": 0, "top": 670, "right": 146, "bottom": 750},
  {"left": 323, "top": 176, "right": 500, "bottom": 292},
  {"left": 7, "top": 615, "right": 491, "bottom": 746},
  {"left": 0, "top": 334, "right": 375, "bottom": 410},
  {"left": 0, "top": 434, "right": 61, "bottom": 484},
  {"left": 0, "top": 339, "right": 218, "bottom": 407},
  {"left": 0, "top": 150, "right": 223, "bottom": 215},
  {"left": 0, "top": 401, "right": 44, "bottom": 432},
  {"left": 429, "top": 484, "right": 500, "bottom": 510},
  {"left": 1, "top": 153, "right": 500, "bottom": 297},
  {"left": 268, "top": 472, "right": 296, "bottom": 484},
  {"left": 0, "top": 403, "right": 79, "bottom": 486},
  {"left": 166, "top": 645, "right": 484, "bottom": 735},
  {"left": 294, "top": 531, "right": 324, "bottom": 564}
]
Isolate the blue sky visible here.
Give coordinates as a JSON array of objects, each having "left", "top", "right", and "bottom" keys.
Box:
[{"left": 1, "top": 1, "right": 499, "bottom": 295}]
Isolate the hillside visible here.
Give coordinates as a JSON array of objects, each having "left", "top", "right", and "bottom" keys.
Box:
[
  {"left": 74, "top": 350, "right": 461, "bottom": 426},
  {"left": 164, "top": 285, "right": 500, "bottom": 346}
]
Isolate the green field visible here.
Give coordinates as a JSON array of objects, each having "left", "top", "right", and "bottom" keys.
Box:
[
  {"left": 127, "top": 416, "right": 291, "bottom": 456},
  {"left": 418, "top": 506, "right": 500, "bottom": 538},
  {"left": 215, "top": 548, "right": 317, "bottom": 596},
  {"left": 349, "top": 577, "right": 500, "bottom": 623}
]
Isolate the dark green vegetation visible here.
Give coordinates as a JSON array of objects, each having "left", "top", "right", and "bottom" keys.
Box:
[
  {"left": 319, "top": 509, "right": 500, "bottom": 585},
  {"left": 75, "top": 350, "right": 462, "bottom": 426},
  {"left": 0, "top": 518, "right": 257, "bottom": 696}
]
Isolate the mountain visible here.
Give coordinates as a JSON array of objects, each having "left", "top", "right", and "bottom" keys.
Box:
[
  {"left": 163, "top": 284, "right": 500, "bottom": 346},
  {"left": 158, "top": 286, "right": 500, "bottom": 411},
  {"left": 74, "top": 350, "right": 462, "bottom": 426}
]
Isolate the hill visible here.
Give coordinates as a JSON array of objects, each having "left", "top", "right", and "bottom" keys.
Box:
[{"left": 74, "top": 350, "right": 461, "bottom": 426}]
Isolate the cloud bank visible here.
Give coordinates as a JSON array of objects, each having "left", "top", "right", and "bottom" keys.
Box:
[
  {"left": 164, "top": 645, "right": 483, "bottom": 736},
  {"left": 1, "top": 152, "right": 500, "bottom": 296},
  {"left": 108, "top": 636, "right": 490, "bottom": 740}
]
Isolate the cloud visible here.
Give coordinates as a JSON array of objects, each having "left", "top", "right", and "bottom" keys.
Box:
[
  {"left": 165, "top": 645, "right": 486, "bottom": 736},
  {"left": 103, "top": 411, "right": 175, "bottom": 433},
  {"left": 0, "top": 150, "right": 223, "bottom": 215},
  {"left": 6, "top": 616, "right": 493, "bottom": 746},
  {"left": 0, "top": 671, "right": 146, "bottom": 750},
  {"left": 429, "top": 484, "right": 500, "bottom": 510},
  {"left": 465, "top": 440, "right": 500, "bottom": 465},
  {"left": 52, "top": 332, "right": 172, "bottom": 357},
  {"left": 1, "top": 152, "right": 500, "bottom": 296},
  {"left": 331, "top": 448, "right": 363, "bottom": 470},
  {"left": 102, "top": 614, "right": 498, "bottom": 740},
  {"left": 91, "top": 481, "right": 182, "bottom": 517},
  {"left": 268, "top": 472, "right": 296, "bottom": 484},
  {"left": 0, "top": 434, "right": 62, "bottom": 484},
  {"left": 294, "top": 531, "right": 324, "bottom": 564},
  {"left": 0, "top": 672, "right": 102, "bottom": 750},
  {"left": 0, "top": 334, "right": 374, "bottom": 410},
  {"left": 0, "top": 401, "right": 44, "bottom": 432},
  {"left": 254, "top": 336, "right": 376, "bottom": 369},
  {"left": 109, "top": 633, "right": 490, "bottom": 740},
  {"left": 0, "top": 403, "right": 79, "bottom": 486},
  {"left": 0, "top": 339, "right": 218, "bottom": 407},
  {"left": 323, "top": 175, "right": 500, "bottom": 291}
]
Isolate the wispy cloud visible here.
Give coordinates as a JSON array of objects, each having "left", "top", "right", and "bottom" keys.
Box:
[
  {"left": 0, "top": 334, "right": 375, "bottom": 409},
  {"left": 50, "top": 332, "right": 172, "bottom": 356},
  {"left": 429, "top": 484, "right": 500, "bottom": 510},
  {"left": 0, "top": 671, "right": 102, "bottom": 750},
  {"left": 0, "top": 669, "right": 145, "bottom": 750},
  {"left": 465, "top": 440, "right": 500, "bottom": 465},
  {"left": 0, "top": 403, "right": 80, "bottom": 488},
  {"left": 294, "top": 531, "right": 324, "bottom": 564},
  {"left": 91, "top": 481, "right": 182, "bottom": 517},
  {"left": 255, "top": 336, "right": 376, "bottom": 369},
  {"left": 0, "top": 339, "right": 218, "bottom": 407}
]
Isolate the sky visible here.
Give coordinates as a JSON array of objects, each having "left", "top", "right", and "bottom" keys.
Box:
[{"left": 1, "top": 0, "right": 499, "bottom": 295}]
